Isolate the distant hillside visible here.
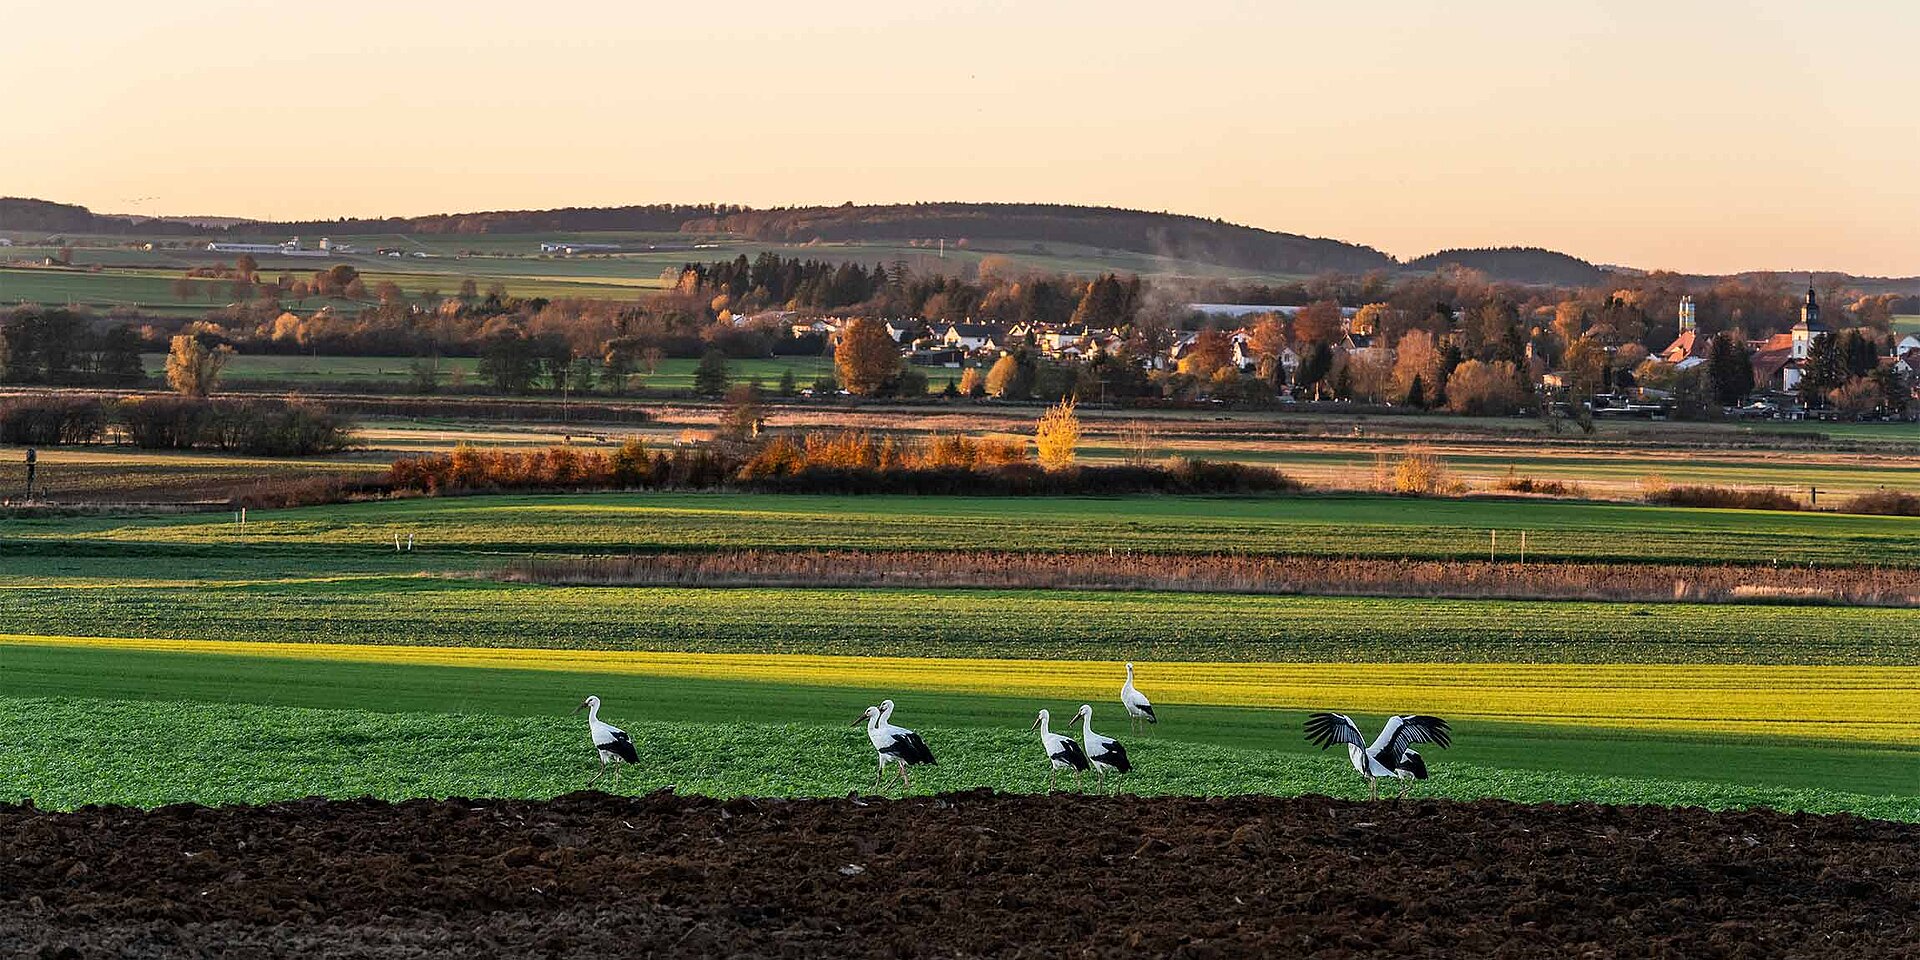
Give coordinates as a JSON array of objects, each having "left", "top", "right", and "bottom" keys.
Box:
[
  {"left": 682, "top": 203, "right": 1395, "bottom": 276},
  {"left": 1404, "top": 247, "right": 1608, "bottom": 286},
  {"left": 0, "top": 197, "right": 209, "bottom": 236}
]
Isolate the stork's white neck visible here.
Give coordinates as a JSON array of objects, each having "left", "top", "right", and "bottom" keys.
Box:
[{"left": 587, "top": 701, "right": 601, "bottom": 723}]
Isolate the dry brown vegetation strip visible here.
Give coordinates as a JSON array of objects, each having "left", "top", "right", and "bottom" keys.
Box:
[
  {"left": 502, "top": 550, "right": 1920, "bottom": 607},
  {"left": 4, "top": 791, "right": 1916, "bottom": 958}
]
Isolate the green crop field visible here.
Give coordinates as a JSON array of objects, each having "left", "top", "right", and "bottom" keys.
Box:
[
  {"left": 0, "top": 580, "right": 1913, "bottom": 665},
  {"left": 8, "top": 492, "right": 1913, "bottom": 570},
  {"left": 2, "top": 644, "right": 1913, "bottom": 816},
  {"left": 150, "top": 352, "right": 839, "bottom": 392},
  {"left": 6, "top": 490, "right": 1917, "bottom": 817}
]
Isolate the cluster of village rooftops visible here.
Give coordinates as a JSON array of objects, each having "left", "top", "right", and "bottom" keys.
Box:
[{"left": 777, "top": 288, "right": 1918, "bottom": 415}]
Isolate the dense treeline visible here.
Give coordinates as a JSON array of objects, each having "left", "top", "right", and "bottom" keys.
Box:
[
  {"left": 255, "top": 204, "right": 742, "bottom": 236},
  {"left": 0, "top": 308, "right": 145, "bottom": 385},
  {"left": 0, "top": 394, "right": 352, "bottom": 455},
  {"left": 0, "top": 197, "right": 737, "bottom": 238},
  {"left": 1403, "top": 248, "right": 1607, "bottom": 286}
]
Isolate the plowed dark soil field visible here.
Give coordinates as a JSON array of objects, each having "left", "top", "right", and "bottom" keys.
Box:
[{"left": 4, "top": 791, "right": 1916, "bottom": 959}]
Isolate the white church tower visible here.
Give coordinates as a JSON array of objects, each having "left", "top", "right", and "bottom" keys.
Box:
[{"left": 1790, "top": 282, "right": 1827, "bottom": 360}]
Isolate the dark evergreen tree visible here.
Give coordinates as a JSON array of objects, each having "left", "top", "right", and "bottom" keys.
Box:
[
  {"left": 1707, "top": 332, "right": 1754, "bottom": 407},
  {"left": 693, "top": 349, "right": 731, "bottom": 398}
]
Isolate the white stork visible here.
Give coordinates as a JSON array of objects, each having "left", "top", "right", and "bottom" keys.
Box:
[
  {"left": 1303, "top": 713, "right": 1451, "bottom": 800},
  {"left": 571, "top": 695, "right": 638, "bottom": 788},
  {"left": 1121, "top": 662, "right": 1157, "bottom": 734},
  {"left": 1068, "top": 704, "right": 1130, "bottom": 791},
  {"left": 854, "top": 702, "right": 937, "bottom": 792},
  {"left": 1030, "top": 708, "right": 1090, "bottom": 792}
]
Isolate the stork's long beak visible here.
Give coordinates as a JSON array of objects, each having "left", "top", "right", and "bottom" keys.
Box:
[
  {"left": 571, "top": 701, "right": 587, "bottom": 715},
  {"left": 851, "top": 715, "right": 867, "bottom": 726},
  {"left": 1029, "top": 716, "right": 1042, "bottom": 730}
]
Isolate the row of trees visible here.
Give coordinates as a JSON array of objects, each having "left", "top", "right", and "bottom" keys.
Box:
[{"left": 0, "top": 308, "right": 145, "bottom": 385}]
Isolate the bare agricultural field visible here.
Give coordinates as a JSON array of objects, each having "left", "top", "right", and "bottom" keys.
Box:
[{"left": 504, "top": 549, "right": 1920, "bottom": 606}]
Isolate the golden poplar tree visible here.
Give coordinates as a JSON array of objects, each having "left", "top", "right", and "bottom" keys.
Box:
[{"left": 1034, "top": 399, "right": 1080, "bottom": 471}]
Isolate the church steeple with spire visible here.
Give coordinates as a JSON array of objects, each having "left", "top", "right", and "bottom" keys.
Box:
[{"left": 1791, "top": 278, "right": 1827, "bottom": 360}]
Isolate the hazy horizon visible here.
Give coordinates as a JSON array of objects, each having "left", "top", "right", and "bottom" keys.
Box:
[{"left": 5, "top": 0, "right": 1916, "bottom": 276}]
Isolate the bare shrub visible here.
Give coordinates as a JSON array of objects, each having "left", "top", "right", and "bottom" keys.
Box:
[
  {"left": 1649, "top": 484, "right": 1801, "bottom": 511},
  {"left": 1835, "top": 490, "right": 1920, "bottom": 517},
  {"left": 1117, "top": 423, "right": 1161, "bottom": 466},
  {"left": 1492, "top": 467, "right": 1584, "bottom": 498}
]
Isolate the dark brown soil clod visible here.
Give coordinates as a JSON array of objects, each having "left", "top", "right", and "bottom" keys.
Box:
[{"left": 4, "top": 791, "right": 1916, "bottom": 958}]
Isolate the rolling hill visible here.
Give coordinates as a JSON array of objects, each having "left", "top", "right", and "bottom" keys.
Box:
[{"left": 1403, "top": 247, "right": 1608, "bottom": 286}]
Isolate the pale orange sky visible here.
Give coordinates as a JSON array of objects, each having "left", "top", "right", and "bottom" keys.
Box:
[{"left": 4, "top": 0, "right": 1916, "bottom": 275}]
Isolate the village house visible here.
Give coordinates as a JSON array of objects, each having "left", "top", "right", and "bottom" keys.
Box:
[{"left": 940, "top": 322, "right": 1006, "bottom": 354}]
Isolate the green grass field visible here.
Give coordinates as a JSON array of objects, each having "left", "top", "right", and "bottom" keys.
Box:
[
  {"left": 3, "top": 644, "right": 1913, "bottom": 816},
  {"left": 0, "top": 580, "right": 1911, "bottom": 665},
  {"left": 10, "top": 492, "right": 1912, "bottom": 569},
  {"left": 6, "top": 490, "right": 1917, "bottom": 817},
  {"left": 149, "top": 352, "right": 838, "bottom": 392}
]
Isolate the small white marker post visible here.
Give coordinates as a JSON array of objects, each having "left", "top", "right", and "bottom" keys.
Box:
[
  {"left": 1520, "top": 530, "right": 1527, "bottom": 564},
  {"left": 1490, "top": 529, "right": 1497, "bottom": 562}
]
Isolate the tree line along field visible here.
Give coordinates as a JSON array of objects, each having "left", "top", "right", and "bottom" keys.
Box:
[{"left": 3, "top": 490, "right": 1917, "bottom": 818}]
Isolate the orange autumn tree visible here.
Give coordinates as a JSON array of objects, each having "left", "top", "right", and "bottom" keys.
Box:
[{"left": 834, "top": 318, "right": 901, "bottom": 395}]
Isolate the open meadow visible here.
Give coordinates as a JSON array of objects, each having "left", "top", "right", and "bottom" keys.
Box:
[{"left": 3, "top": 491, "right": 1917, "bottom": 822}]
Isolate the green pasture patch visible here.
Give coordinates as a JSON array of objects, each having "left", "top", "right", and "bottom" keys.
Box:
[{"left": 1, "top": 696, "right": 1911, "bottom": 819}]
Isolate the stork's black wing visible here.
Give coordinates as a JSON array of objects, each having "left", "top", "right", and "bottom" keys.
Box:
[
  {"left": 1397, "top": 749, "right": 1429, "bottom": 780},
  {"left": 1052, "top": 737, "right": 1091, "bottom": 771},
  {"left": 1091, "top": 738, "right": 1130, "bottom": 773},
  {"left": 596, "top": 727, "right": 639, "bottom": 763},
  {"left": 884, "top": 732, "right": 937, "bottom": 765},
  {"left": 1138, "top": 703, "right": 1157, "bottom": 723},
  {"left": 1382, "top": 715, "right": 1451, "bottom": 760},
  {"left": 1303, "top": 712, "right": 1366, "bottom": 750}
]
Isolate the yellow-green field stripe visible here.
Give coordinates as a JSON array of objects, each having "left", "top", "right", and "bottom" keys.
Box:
[{"left": 6, "top": 633, "right": 1917, "bottom": 744}]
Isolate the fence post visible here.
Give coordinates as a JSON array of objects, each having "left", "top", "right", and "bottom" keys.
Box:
[
  {"left": 1490, "top": 529, "right": 1496, "bottom": 562},
  {"left": 1520, "top": 530, "right": 1527, "bottom": 564}
]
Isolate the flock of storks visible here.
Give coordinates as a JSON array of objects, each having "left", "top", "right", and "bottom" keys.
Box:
[{"left": 574, "top": 662, "right": 1453, "bottom": 800}]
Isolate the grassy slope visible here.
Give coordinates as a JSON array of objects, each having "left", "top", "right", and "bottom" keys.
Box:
[{"left": 2, "top": 644, "right": 1913, "bottom": 813}]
